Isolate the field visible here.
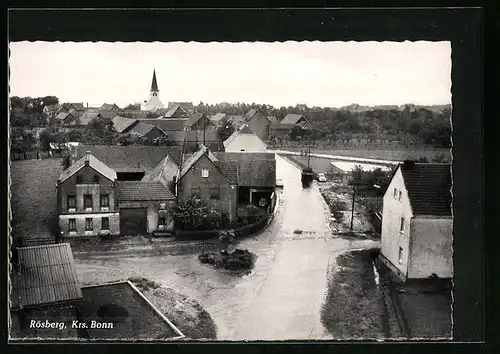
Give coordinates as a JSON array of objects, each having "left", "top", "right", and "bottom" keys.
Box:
[
  {"left": 280, "top": 147, "right": 451, "bottom": 162},
  {"left": 10, "top": 158, "right": 63, "bottom": 245}
]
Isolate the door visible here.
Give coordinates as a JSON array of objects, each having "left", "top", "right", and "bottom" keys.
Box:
[{"left": 120, "top": 208, "right": 148, "bottom": 236}]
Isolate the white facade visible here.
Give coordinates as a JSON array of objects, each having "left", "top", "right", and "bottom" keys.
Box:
[
  {"left": 380, "top": 166, "right": 453, "bottom": 280},
  {"left": 225, "top": 134, "right": 267, "bottom": 153},
  {"left": 142, "top": 91, "right": 164, "bottom": 112}
]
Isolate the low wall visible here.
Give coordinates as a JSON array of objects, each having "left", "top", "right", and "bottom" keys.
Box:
[{"left": 175, "top": 216, "right": 270, "bottom": 241}]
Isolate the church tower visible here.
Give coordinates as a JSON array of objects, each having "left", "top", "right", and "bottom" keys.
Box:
[{"left": 143, "top": 69, "right": 164, "bottom": 112}]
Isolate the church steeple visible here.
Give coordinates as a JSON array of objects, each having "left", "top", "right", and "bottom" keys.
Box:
[{"left": 151, "top": 69, "right": 159, "bottom": 92}]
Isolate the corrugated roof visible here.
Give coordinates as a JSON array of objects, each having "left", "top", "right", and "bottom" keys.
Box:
[
  {"left": 400, "top": 163, "right": 452, "bottom": 217},
  {"left": 118, "top": 181, "right": 175, "bottom": 201},
  {"left": 59, "top": 153, "right": 117, "bottom": 182},
  {"left": 73, "top": 145, "right": 183, "bottom": 172},
  {"left": 280, "top": 114, "right": 305, "bottom": 124},
  {"left": 11, "top": 243, "right": 82, "bottom": 308},
  {"left": 112, "top": 116, "right": 139, "bottom": 133}
]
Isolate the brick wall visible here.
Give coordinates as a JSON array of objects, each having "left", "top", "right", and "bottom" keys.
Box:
[{"left": 58, "top": 212, "right": 120, "bottom": 237}]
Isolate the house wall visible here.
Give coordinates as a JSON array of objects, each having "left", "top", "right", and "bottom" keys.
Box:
[
  {"left": 381, "top": 167, "right": 414, "bottom": 278},
  {"left": 407, "top": 217, "right": 453, "bottom": 279},
  {"left": 59, "top": 165, "right": 117, "bottom": 214},
  {"left": 177, "top": 154, "right": 237, "bottom": 220},
  {"left": 247, "top": 112, "right": 270, "bottom": 141},
  {"left": 59, "top": 212, "right": 120, "bottom": 236},
  {"left": 119, "top": 200, "right": 175, "bottom": 233},
  {"left": 225, "top": 134, "right": 267, "bottom": 153},
  {"left": 191, "top": 116, "right": 214, "bottom": 131}
]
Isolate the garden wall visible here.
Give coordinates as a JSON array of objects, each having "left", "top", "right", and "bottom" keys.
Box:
[{"left": 175, "top": 216, "right": 270, "bottom": 241}]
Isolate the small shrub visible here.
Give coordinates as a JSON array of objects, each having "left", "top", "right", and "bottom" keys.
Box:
[
  {"left": 293, "top": 229, "right": 303, "bottom": 234},
  {"left": 198, "top": 249, "right": 256, "bottom": 271}
]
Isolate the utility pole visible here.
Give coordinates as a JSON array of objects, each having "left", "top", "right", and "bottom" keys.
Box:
[
  {"left": 350, "top": 183, "right": 356, "bottom": 231},
  {"left": 307, "top": 145, "right": 311, "bottom": 168}
]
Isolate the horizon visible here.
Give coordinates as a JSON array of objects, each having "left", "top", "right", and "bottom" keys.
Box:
[{"left": 9, "top": 41, "right": 452, "bottom": 108}]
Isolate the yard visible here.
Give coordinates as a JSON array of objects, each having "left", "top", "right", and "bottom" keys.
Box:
[
  {"left": 10, "top": 158, "right": 63, "bottom": 245},
  {"left": 321, "top": 249, "right": 390, "bottom": 339}
]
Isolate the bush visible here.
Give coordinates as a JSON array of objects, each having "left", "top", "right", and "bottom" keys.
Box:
[{"left": 198, "top": 249, "right": 257, "bottom": 271}]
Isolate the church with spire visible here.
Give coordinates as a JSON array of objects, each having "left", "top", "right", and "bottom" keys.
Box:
[{"left": 142, "top": 69, "right": 164, "bottom": 112}]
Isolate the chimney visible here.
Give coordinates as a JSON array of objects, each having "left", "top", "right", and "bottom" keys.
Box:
[
  {"left": 402, "top": 160, "right": 415, "bottom": 170},
  {"left": 85, "top": 150, "right": 91, "bottom": 165},
  {"left": 87, "top": 102, "right": 89, "bottom": 108}
]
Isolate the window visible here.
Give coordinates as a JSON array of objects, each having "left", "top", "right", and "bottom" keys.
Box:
[
  {"left": 100, "top": 194, "right": 109, "bottom": 208},
  {"left": 68, "top": 219, "right": 76, "bottom": 232},
  {"left": 201, "top": 169, "right": 209, "bottom": 178},
  {"left": 191, "top": 188, "right": 201, "bottom": 198},
  {"left": 84, "top": 195, "right": 93, "bottom": 209},
  {"left": 400, "top": 217, "right": 405, "bottom": 233},
  {"left": 240, "top": 149, "right": 246, "bottom": 152},
  {"left": 398, "top": 191, "right": 402, "bottom": 201},
  {"left": 158, "top": 216, "right": 166, "bottom": 226},
  {"left": 76, "top": 175, "right": 83, "bottom": 184},
  {"left": 398, "top": 247, "right": 403, "bottom": 264},
  {"left": 393, "top": 188, "right": 397, "bottom": 199},
  {"left": 101, "top": 217, "right": 109, "bottom": 230},
  {"left": 93, "top": 175, "right": 100, "bottom": 183},
  {"left": 67, "top": 195, "right": 76, "bottom": 210},
  {"left": 210, "top": 188, "right": 220, "bottom": 200},
  {"left": 85, "top": 218, "right": 93, "bottom": 231}
]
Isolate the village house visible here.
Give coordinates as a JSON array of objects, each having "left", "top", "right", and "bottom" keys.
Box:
[
  {"left": 126, "top": 121, "right": 168, "bottom": 141},
  {"left": 270, "top": 113, "right": 314, "bottom": 139},
  {"left": 209, "top": 112, "right": 227, "bottom": 127},
  {"left": 43, "top": 103, "right": 62, "bottom": 117},
  {"left": 62, "top": 145, "right": 182, "bottom": 236},
  {"left": 168, "top": 101, "right": 194, "bottom": 115},
  {"left": 184, "top": 113, "right": 215, "bottom": 131},
  {"left": 139, "top": 118, "right": 188, "bottom": 132},
  {"left": 242, "top": 108, "right": 272, "bottom": 141},
  {"left": 10, "top": 243, "right": 184, "bottom": 340},
  {"left": 111, "top": 116, "right": 140, "bottom": 134},
  {"left": 223, "top": 124, "right": 267, "bottom": 153},
  {"left": 78, "top": 112, "right": 103, "bottom": 127},
  {"left": 176, "top": 145, "right": 277, "bottom": 222},
  {"left": 379, "top": 162, "right": 453, "bottom": 281},
  {"left": 58, "top": 103, "right": 85, "bottom": 118},
  {"left": 163, "top": 105, "right": 189, "bottom": 118},
  {"left": 56, "top": 110, "right": 79, "bottom": 127}
]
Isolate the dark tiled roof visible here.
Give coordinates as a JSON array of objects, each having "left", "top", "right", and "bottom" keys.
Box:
[
  {"left": 215, "top": 160, "right": 238, "bottom": 184},
  {"left": 151, "top": 69, "right": 159, "bottom": 91},
  {"left": 100, "top": 103, "right": 120, "bottom": 111},
  {"left": 400, "top": 163, "right": 452, "bottom": 217},
  {"left": 128, "top": 122, "right": 158, "bottom": 136},
  {"left": 140, "top": 118, "right": 188, "bottom": 131},
  {"left": 184, "top": 113, "right": 209, "bottom": 127},
  {"left": 270, "top": 122, "right": 296, "bottom": 130},
  {"left": 164, "top": 105, "right": 188, "bottom": 118},
  {"left": 112, "top": 116, "right": 139, "bottom": 133},
  {"left": 11, "top": 243, "right": 82, "bottom": 308},
  {"left": 213, "top": 152, "right": 276, "bottom": 187},
  {"left": 166, "top": 130, "right": 220, "bottom": 143},
  {"left": 98, "top": 110, "right": 118, "bottom": 119},
  {"left": 79, "top": 112, "right": 102, "bottom": 126},
  {"left": 74, "top": 145, "right": 182, "bottom": 172},
  {"left": 280, "top": 114, "right": 305, "bottom": 124},
  {"left": 118, "top": 181, "right": 175, "bottom": 201},
  {"left": 168, "top": 101, "right": 194, "bottom": 113}
]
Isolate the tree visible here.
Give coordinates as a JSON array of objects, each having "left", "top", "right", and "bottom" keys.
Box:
[
  {"left": 169, "top": 197, "right": 223, "bottom": 230},
  {"left": 123, "top": 102, "right": 141, "bottom": 111},
  {"left": 349, "top": 165, "right": 364, "bottom": 186},
  {"left": 217, "top": 118, "right": 235, "bottom": 141}
]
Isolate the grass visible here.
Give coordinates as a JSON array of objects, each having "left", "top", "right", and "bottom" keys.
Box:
[
  {"left": 321, "top": 249, "right": 388, "bottom": 339},
  {"left": 129, "top": 277, "right": 217, "bottom": 340},
  {"left": 10, "top": 158, "right": 63, "bottom": 245}
]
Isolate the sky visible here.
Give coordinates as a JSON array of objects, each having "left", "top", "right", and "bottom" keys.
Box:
[{"left": 9, "top": 41, "right": 451, "bottom": 108}]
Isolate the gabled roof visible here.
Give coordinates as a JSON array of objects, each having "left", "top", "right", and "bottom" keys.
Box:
[
  {"left": 63, "top": 102, "right": 85, "bottom": 111},
  {"left": 168, "top": 102, "right": 194, "bottom": 113},
  {"left": 399, "top": 162, "right": 452, "bottom": 217},
  {"left": 213, "top": 152, "right": 276, "bottom": 187},
  {"left": 164, "top": 105, "right": 188, "bottom": 118},
  {"left": 179, "top": 144, "right": 219, "bottom": 180},
  {"left": 79, "top": 112, "right": 102, "bottom": 126},
  {"left": 73, "top": 145, "right": 183, "bottom": 172},
  {"left": 59, "top": 153, "right": 117, "bottom": 183},
  {"left": 140, "top": 118, "right": 188, "bottom": 131},
  {"left": 11, "top": 243, "right": 82, "bottom": 308},
  {"left": 244, "top": 108, "right": 258, "bottom": 121},
  {"left": 100, "top": 103, "right": 120, "bottom": 111},
  {"left": 210, "top": 113, "right": 227, "bottom": 122},
  {"left": 215, "top": 160, "right": 238, "bottom": 184},
  {"left": 128, "top": 122, "right": 163, "bottom": 137},
  {"left": 56, "top": 111, "right": 72, "bottom": 120},
  {"left": 44, "top": 103, "right": 62, "bottom": 112},
  {"left": 184, "top": 113, "right": 212, "bottom": 127},
  {"left": 280, "top": 114, "right": 306, "bottom": 125},
  {"left": 112, "top": 116, "right": 140, "bottom": 133},
  {"left": 98, "top": 110, "right": 118, "bottom": 119},
  {"left": 141, "top": 155, "right": 179, "bottom": 186},
  {"left": 223, "top": 124, "right": 265, "bottom": 148},
  {"left": 118, "top": 181, "right": 175, "bottom": 201}
]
